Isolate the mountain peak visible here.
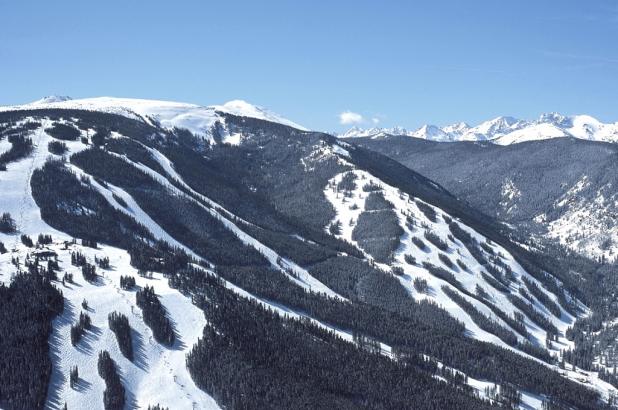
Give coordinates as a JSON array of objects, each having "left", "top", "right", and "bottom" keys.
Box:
[
  {"left": 31, "top": 95, "right": 73, "bottom": 105},
  {"left": 211, "top": 99, "right": 308, "bottom": 131}
]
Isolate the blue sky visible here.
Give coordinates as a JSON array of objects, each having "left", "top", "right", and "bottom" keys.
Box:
[{"left": 1, "top": 0, "right": 617, "bottom": 131}]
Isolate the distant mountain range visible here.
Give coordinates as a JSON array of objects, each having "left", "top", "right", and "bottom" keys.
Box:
[{"left": 339, "top": 113, "right": 618, "bottom": 145}]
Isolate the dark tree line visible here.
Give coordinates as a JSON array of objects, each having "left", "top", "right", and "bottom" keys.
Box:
[{"left": 0, "top": 272, "right": 63, "bottom": 410}]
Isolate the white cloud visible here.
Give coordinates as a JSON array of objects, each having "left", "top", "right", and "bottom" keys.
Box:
[
  {"left": 339, "top": 111, "right": 364, "bottom": 125},
  {"left": 371, "top": 117, "right": 380, "bottom": 125}
]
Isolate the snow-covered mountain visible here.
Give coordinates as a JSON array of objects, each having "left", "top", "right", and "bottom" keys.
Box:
[
  {"left": 1, "top": 96, "right": 308, "bottom": 141},
  {"left": 340, "top": 113, "right": 618, "bottom": 145},
  {"left": 1, "top": 97, "right": 618, "bottom": 409}
]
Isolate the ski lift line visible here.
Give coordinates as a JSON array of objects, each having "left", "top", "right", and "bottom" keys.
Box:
[{"left": 14, "top": 127, "right": 45, "bottom": 249}]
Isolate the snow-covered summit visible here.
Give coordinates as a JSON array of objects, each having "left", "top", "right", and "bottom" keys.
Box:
[
  {"left": 30, "top": 95, "right": 74, "bottom": 105},
  {"left": 340, "top": 113, "right": 618, "bottom": 145},
  {"left": 211, "top": 99, "right": 307, "bottom": 130},
  {"left": 0, "top": 96, "right": 308, "bottom": 139}
]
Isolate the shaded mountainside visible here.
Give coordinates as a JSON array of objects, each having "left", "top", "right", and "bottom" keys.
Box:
[
  {"left": 353, "top": 135, "right": 618, "bottom": 263},
  {"left": 0, "top": 105, "right": 616, "bottom": 409}
]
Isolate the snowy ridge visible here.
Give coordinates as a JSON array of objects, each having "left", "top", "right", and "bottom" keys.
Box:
[
  {"left": 339, "top": 113, "right": 618, "bottom": 145},
  {"left": 0, "top": 96, "right": 307, "bottom": 144}
]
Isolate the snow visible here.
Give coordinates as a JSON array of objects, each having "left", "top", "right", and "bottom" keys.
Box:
[
  {"left": 331, "top": 144, "right": 351, "bottom": 158},
  {"left": 493, "top": 123, "right": 568, "bottom": 145},
  {"left": 0, "top": 137, "right": 12, "bottom": 155},
  {"left": 212, "top": 100, "right": 308, "bottom": 131}
]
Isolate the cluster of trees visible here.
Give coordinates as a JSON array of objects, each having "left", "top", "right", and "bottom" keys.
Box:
[
  {"left": 45, "top": 123, "right": 81, "bottom": 141},
  {"left": 0, "top": 133, "right": 33, "bottom": 171},
  {"left": 69, "top": 366, "right": 79, "bottom": 389},
  {"left": 424, "top": 230, "right": 449, "bottom": 251},
  {"left": 82, "top": 239, "right": 98, "bottom": 248},
  {"left": 81, "top": 263, "right": 97, "bottom": 282},
  {"left": 507, "top": 294, "right": 559, "bottom": 336},
  {"left": 37, "top": 234, "right": 52, "bottom": 245},
  {"left": 71, "top": 251, "right": 87, "bottom": 266},
  {"left": 48, "top": 140, "right": 68, "bottom": 156},
  {"left": 404, "top": 253, "right": 416, "bottom": 265},
  {"left": 109, "top": 312, "right": 133, "bottom": 361},
  {"left": 411, "top": 236, "right": 427, "bottom": 251},
  {"left": 336, "top": 171, "right": 357, "bottom": 191},
  {"left": 70, "top": 312, "right": 92, "bottom": 346},
  {"left": 0, "top": 212, "right": 16, "bottom": 233},
  {"left": 97, "top": 351, "right": 125, "bottom": 410},
  {"left": 364, "top": 192, "right": 393, "bottom": 211},
  {"left": 415, "top": 199, "right": 437, "bottom": 222},
  {"left": 413, "top": 277, "right": 428, "bottom": 293},
  {"left": 484, "top": 383, "right": 521, "bottom": 409},
  {"left": 522, "top": 276, "right": 562, "bottom": 317},
  {"left": 119, "top": 275, "right": 136, "bottom": 290},
  {"left": 136, "top": 286, "right": 174, "bottom": 346},
  {"left": 438, "top": 252, "right": 455, "bottom": 269},
  {"left": 20, "top": 234, "right": 33, "bottom": 247},
  {"left": 351, "top": 207, "right": 403, "bottom": 262},
  {"left": 95, "top": 255, "right": 110, "bottom": 269}
]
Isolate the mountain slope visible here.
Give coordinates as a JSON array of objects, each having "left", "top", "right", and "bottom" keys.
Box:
[
  {"left": 0, "top": 99, "right": 615, "bottom": 409},
  {"left": 352, "top": 135, "right": 618, "bottom": 264}
]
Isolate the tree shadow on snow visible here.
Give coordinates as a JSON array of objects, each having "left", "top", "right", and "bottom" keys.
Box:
[
  {"left": 46, "top": 298, "right": 77, "bottom": 409},
  {"left": 75, "top": 324, "right": 102, "bottom": 356},
  {"left": 72, "top": 377, "right": 92, "bottom": 393},
  {"left": 132, "top": 328, "right": 149, "bottom": 372}
]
